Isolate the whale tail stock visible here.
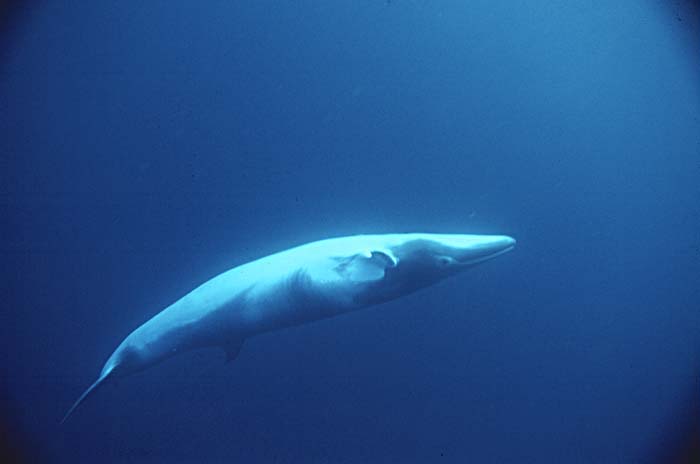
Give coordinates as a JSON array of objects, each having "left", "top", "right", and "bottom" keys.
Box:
[{"left": 60, "top": 369, "right": 112, "bottom": 424}]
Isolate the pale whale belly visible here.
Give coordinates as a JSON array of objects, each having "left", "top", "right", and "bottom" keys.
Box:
[{"left": 131, "top": 266, "right": 349, "bottom": 354}]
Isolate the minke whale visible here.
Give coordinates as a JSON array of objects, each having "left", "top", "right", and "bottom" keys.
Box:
[{"left": 62, "top": 233, "right": 515, "bottom": 423}]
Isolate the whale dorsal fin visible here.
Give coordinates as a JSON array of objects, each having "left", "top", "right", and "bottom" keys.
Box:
[
  {"left": 335, "top": 250, "right": 397, "bottom": 283},
  {"left": 224, "top": 340, "right": 244, "bottom": 363}
]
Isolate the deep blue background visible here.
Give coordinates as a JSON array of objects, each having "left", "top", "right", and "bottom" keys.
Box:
[{"left": 2, "top": 1, "right": 699, "bottom": 462}]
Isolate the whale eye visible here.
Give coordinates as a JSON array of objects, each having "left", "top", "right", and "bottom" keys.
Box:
[{"left": 437, "top": 256, "right": 454, "bottom": 267}]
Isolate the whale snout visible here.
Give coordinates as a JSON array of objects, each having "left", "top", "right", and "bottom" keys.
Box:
[
  {"left": 480, "top": 235, "right": 516, "bottom": 254},
  {"left": 451, "top": 234, "right": 516, "bottom": 265}
]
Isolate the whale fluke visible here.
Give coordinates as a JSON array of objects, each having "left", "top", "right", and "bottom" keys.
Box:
[{"left": 61, "top": 370, "right": 111, "bottom": 424}]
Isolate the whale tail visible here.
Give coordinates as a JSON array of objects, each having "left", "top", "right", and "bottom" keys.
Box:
[{"left": 61, "top": 370, "right": 112, "bottom": 424}]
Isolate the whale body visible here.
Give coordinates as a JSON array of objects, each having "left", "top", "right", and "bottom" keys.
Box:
[{"left": 62, "top": 233, "right": 515, "bottom": 423}]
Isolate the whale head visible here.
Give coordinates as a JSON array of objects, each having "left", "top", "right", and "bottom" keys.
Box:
[
  {"left": 389, "top": 233, "right": 516, "bottom": 274},
  {"left": 317, "top": 233, "right": 516, "bottom": 307}
]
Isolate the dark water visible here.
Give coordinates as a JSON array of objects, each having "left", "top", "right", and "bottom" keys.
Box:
[{"left": 2, "top": 1, "right": 699, "bottom": 462}]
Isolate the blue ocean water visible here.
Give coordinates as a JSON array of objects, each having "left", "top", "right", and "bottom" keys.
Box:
[{"left": 1, "top": 1, "right": 699, "bottom": 462}]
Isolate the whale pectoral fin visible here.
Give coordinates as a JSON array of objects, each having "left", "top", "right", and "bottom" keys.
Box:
[
  {"left": 335, "top": 251, "right": 397, "bottom": 283},
  {"left": 224, "top": 341, "right": 244, "bottom": 363}
]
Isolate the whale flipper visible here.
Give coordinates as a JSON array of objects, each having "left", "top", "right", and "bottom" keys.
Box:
[
  {"left": 61, "top": 371, "right": 110, "bottom": 424},
  {"left": 335, "top": 251, "right": 398, "bottom": 282}
]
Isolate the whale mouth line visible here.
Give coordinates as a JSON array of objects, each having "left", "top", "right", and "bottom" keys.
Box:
[{"left": 457, "top": 244, "right": 515, "bottom": 266}]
